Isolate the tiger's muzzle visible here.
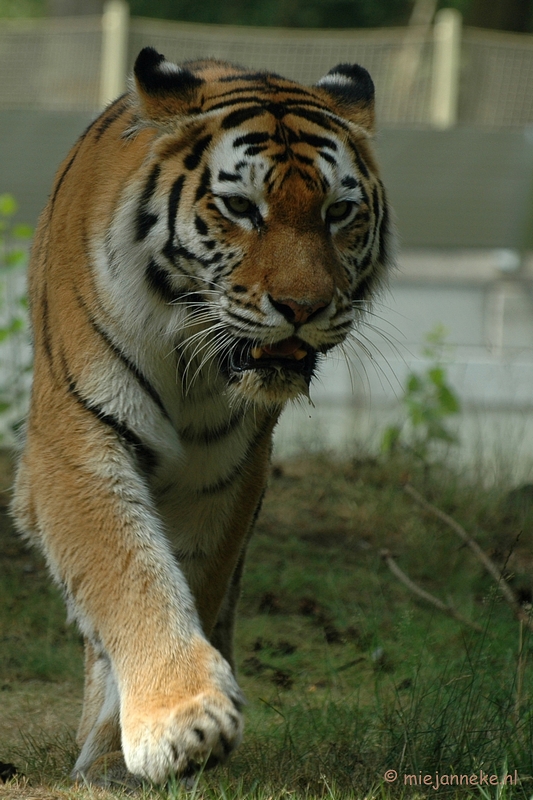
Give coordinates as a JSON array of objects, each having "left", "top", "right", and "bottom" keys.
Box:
[{"left": 224, "top": 336, "right": 319, "bottom": 385}]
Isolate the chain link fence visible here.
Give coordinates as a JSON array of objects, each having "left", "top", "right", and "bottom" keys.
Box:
[{"left": 1, "top": 11, "right": 533, "bottom": 127}]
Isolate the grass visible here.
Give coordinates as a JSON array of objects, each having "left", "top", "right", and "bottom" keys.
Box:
[{"left": 1, "top": 449, "right": 533, "bottom": 798}]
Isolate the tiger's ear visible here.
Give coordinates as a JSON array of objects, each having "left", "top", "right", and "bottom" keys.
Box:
[
  {"left": 134, "top": 47, "right": 204, "bottom": 125},
  {"left": 315, "top": 64, "right": 375, "bottom": 133}
]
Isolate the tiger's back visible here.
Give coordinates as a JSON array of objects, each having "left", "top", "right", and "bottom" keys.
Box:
[{"left": 13, "top": 49, "right": 393, "bottom": 786}]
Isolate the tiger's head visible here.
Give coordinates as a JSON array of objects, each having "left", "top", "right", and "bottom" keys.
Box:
[{"left": 131, "top": 48, "right": 394, "bottom": 407}]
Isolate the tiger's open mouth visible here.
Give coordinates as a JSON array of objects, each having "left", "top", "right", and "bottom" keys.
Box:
[{"left": 225, "top": 336, "right": 318, "bottom": 382}]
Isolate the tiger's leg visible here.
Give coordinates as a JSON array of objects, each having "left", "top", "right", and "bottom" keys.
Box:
[
  {"left": 209, "top": 553, "right": 245, "bottom": 670},
  {"left": 209, "top": 491, "right": 266, "bottom": 669},
  {"left": 184, "top": 453, "right": 272, "bottom": 685},
  {"left": 75, "top": 641, "right": 121, "bottom": 767},
  {"left": 13, "top": 426, "right": 244, "bottom": 785},
  {"left": 76, "top": 639, "right": 109, "bottom": 748}
]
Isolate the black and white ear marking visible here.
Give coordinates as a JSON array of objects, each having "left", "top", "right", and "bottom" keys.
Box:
[
  {"left": 134, "top": 47, "right": 203, "bottom": 97},
  {"left": 315, "top": 63, "right": 375, "bottom": 131},
  {"left": 316, "top": 64, "right": 374, "bottom": 105}
]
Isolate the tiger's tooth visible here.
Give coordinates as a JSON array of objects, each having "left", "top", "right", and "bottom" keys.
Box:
[
  {"left": 251, "top": 347, "right": 263, "bottom": 359},
  {"left": 294, "top": 349, "right": 307, "bottom": 360}
]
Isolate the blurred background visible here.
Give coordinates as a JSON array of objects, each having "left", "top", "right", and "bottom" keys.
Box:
[{"left": 2, "top": 0, "right": 533, "bottom": 479}]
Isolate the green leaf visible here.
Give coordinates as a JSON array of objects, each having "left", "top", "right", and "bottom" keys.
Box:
[
  {"left": 428, "top": 366, "right": 445, "bottom": 387},
  {"left": 381, "top": 425, "right": 401, "bottom": 453},
  {"left": 8, "top": 318, "right": 24, "bottom": 333},
  {"left": 12, "top": 223, "right": 33, "bottom": 239},
  {"left": 0, "top": 194, "right": 18, "bottom": 217},
  {"left": 4, "top": 249, "right": 26, "bottom": 267},
  {"left": 406, "top": 374, "right": 422, "bottom": 393},
  {"left": 438, "top": 385, "right": 460, "bottom": 414},
  {"left": 408, "top": 405, "right": 426, "bottom": 427}
]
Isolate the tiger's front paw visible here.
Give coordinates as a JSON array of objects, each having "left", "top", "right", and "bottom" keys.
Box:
[{"left": 121, "top": 647, "right": 244, "bottom": 784}]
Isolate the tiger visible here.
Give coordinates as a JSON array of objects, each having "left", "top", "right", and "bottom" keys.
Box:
[{"left": 11, "top": 47, "right": 393, "bottom": 786}]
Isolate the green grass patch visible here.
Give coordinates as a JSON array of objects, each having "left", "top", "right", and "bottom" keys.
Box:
[{"left": 1, "top": 450, "right": 533, "bottom": 798}]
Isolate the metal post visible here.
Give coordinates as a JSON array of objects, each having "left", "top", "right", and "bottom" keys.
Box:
[
  {"left": 100, "top": 0, "right": 129, "bottom": 108},
  {"left": 430, "top": 8, "right": 462, "bottom": 129}
]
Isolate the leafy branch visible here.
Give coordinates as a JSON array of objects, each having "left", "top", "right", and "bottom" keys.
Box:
[{"left": 382, "top": 324, "right": 461, "bottom": 463}]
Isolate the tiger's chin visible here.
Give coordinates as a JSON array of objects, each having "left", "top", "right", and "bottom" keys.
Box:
[{"left": 222, "top": 336, "right": 319, "bottom": 408}]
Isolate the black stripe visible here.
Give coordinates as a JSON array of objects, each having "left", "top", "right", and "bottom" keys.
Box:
[
  {"left": 219, "top": 71, "right": 282, "bottom": 83},
  {"left": 377, "top": 185, "right": 389, "bottom": 265},
  {"left": 135, "top": 164, "right": 161, "bottom": 241},
  {"left": 196, "top": 417, "right": 272, "bottom": 496},
  {"left": 74, "top": 290, "right": 170, "bottom": 422},
  {"left": 62, "top": 355, "right": 158, "bottom": 474},
  {"left": 50, "top": 148, "right": 80, "bottom": 210},
  {"left": 208, "top": 90, "right": 332, "bottom": 115},
  {"left": 146, "top": 260, "right": 184, "bottom": 304},
  {"left": 177, "top": 410, "right": 245, "bottom": 445},
  {"left": 201, "top": 244, "right": 223, "bottom": 265},
  {"left": 215, "top": 79, "right": 308, "bottom": 97},
  {"left": 342, "top": 176, "right": 358, "bottom": 189},
  {"left": 357, "top": 247, "right": 373, "bottom": 274},
  {"left": 372, "top": 184, "right": 380, "bottom": 221},
  {"left": 221, "top": 106, "right": 267, "bottom": 130},
  {"left": 244, "top": 145, "right": 267, "bottom": 157},
  {"left": 194, "top": 215, "right": 208, "bottom": 236},
  {"left": 94, "top": 95, "right": 129, "bottom": 142},
  {"left": 223, "top": 308, "right": 270, "bottom": 329},
  {"left": 195, "top": 167, "right": 211, "bottom": 202},
  {"left": 263, "top": 165, "right": 275, "bottom": 190},
  {"left": 173, "top": 243, "right": 219, "bottom": 269},
  {"left": 298, "top": 167, "right": 321, "bottom": 190},
  {"left": 184, "top": 135, "right": 213, "bottom": 170},
  {"left": 218, "top": 170, "right": 241, "bottom": 183},
  {"left": 352, "top": 272, "right": 376, "bottom": 304},
  {"left": 294, "top": 153, "right": 314, "bottom": 166},
  {"left": 40, "top": 292, "right": 53, "bottom": 365},
  {"left": 297, "top": 132, "right": 337, "bottom": 151},
  {"left": 348, "top": 141, "right": 369, "bottom": 179},
  {"left": 320, "top": 151, "right": 336, "bottom": 166},
  {"left": 285, "top": 107, "right": 337, "bottom": 131},
  {"left": 319, "top": 175, "right": 330, "bottom": 193},
  {"left": 168, "top": 175, "right": 185, "bottom": 230},
  {"left": 359, "top": 227, "right": 372, "bottom": 253},
  {"left": 233, "top": 131, "right": 270, "bottom": 147},
  {"left": 162, "top": 175, "right": 185, "bottom": 261}
]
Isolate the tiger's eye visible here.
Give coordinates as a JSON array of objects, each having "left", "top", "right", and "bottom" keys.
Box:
[
  {"left": 327, "top": 200, "right": 352, "bottom": 221},
  {"left": 226, "top": 196, "right": 252, "bottom": 215}
]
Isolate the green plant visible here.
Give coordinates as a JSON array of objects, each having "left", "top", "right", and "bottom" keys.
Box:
[
  {"left": 0, "top": 193, "right": 32, "bottom": 436},
  {"left": 382, "top": 324, "right": 461, "bottom": 462}
]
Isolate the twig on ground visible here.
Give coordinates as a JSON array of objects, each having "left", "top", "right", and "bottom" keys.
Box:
[
  {"left": 404, "top": 482, "right": 533, "bottom": 632},
  {"left": 380, "top": 548, "right": 483, "bottom": 632}
]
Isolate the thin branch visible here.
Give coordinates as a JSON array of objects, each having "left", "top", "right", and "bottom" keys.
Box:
[
  {"left": 380, "top": 548, "right": 483, "bottom": 632},
  {"left": 404, "top": 482, "right": 533, "bottom": 632}
]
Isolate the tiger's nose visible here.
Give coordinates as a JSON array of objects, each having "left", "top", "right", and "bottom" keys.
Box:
[{"left": 268, "top": 295, "right": 329, "bottom": 324}]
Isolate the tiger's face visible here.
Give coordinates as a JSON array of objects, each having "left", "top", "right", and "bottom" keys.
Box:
[{"left": 133, "top": 49, "right": 393, "bottom": 406}]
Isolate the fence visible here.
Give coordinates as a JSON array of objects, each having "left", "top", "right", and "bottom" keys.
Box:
[{"left": 2, "top": 3, "right": 533, "bottom": 128}]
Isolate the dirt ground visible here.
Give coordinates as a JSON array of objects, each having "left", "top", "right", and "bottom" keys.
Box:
[{"left": 0, "top": 450, "right": 82, "bottom": 795}]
